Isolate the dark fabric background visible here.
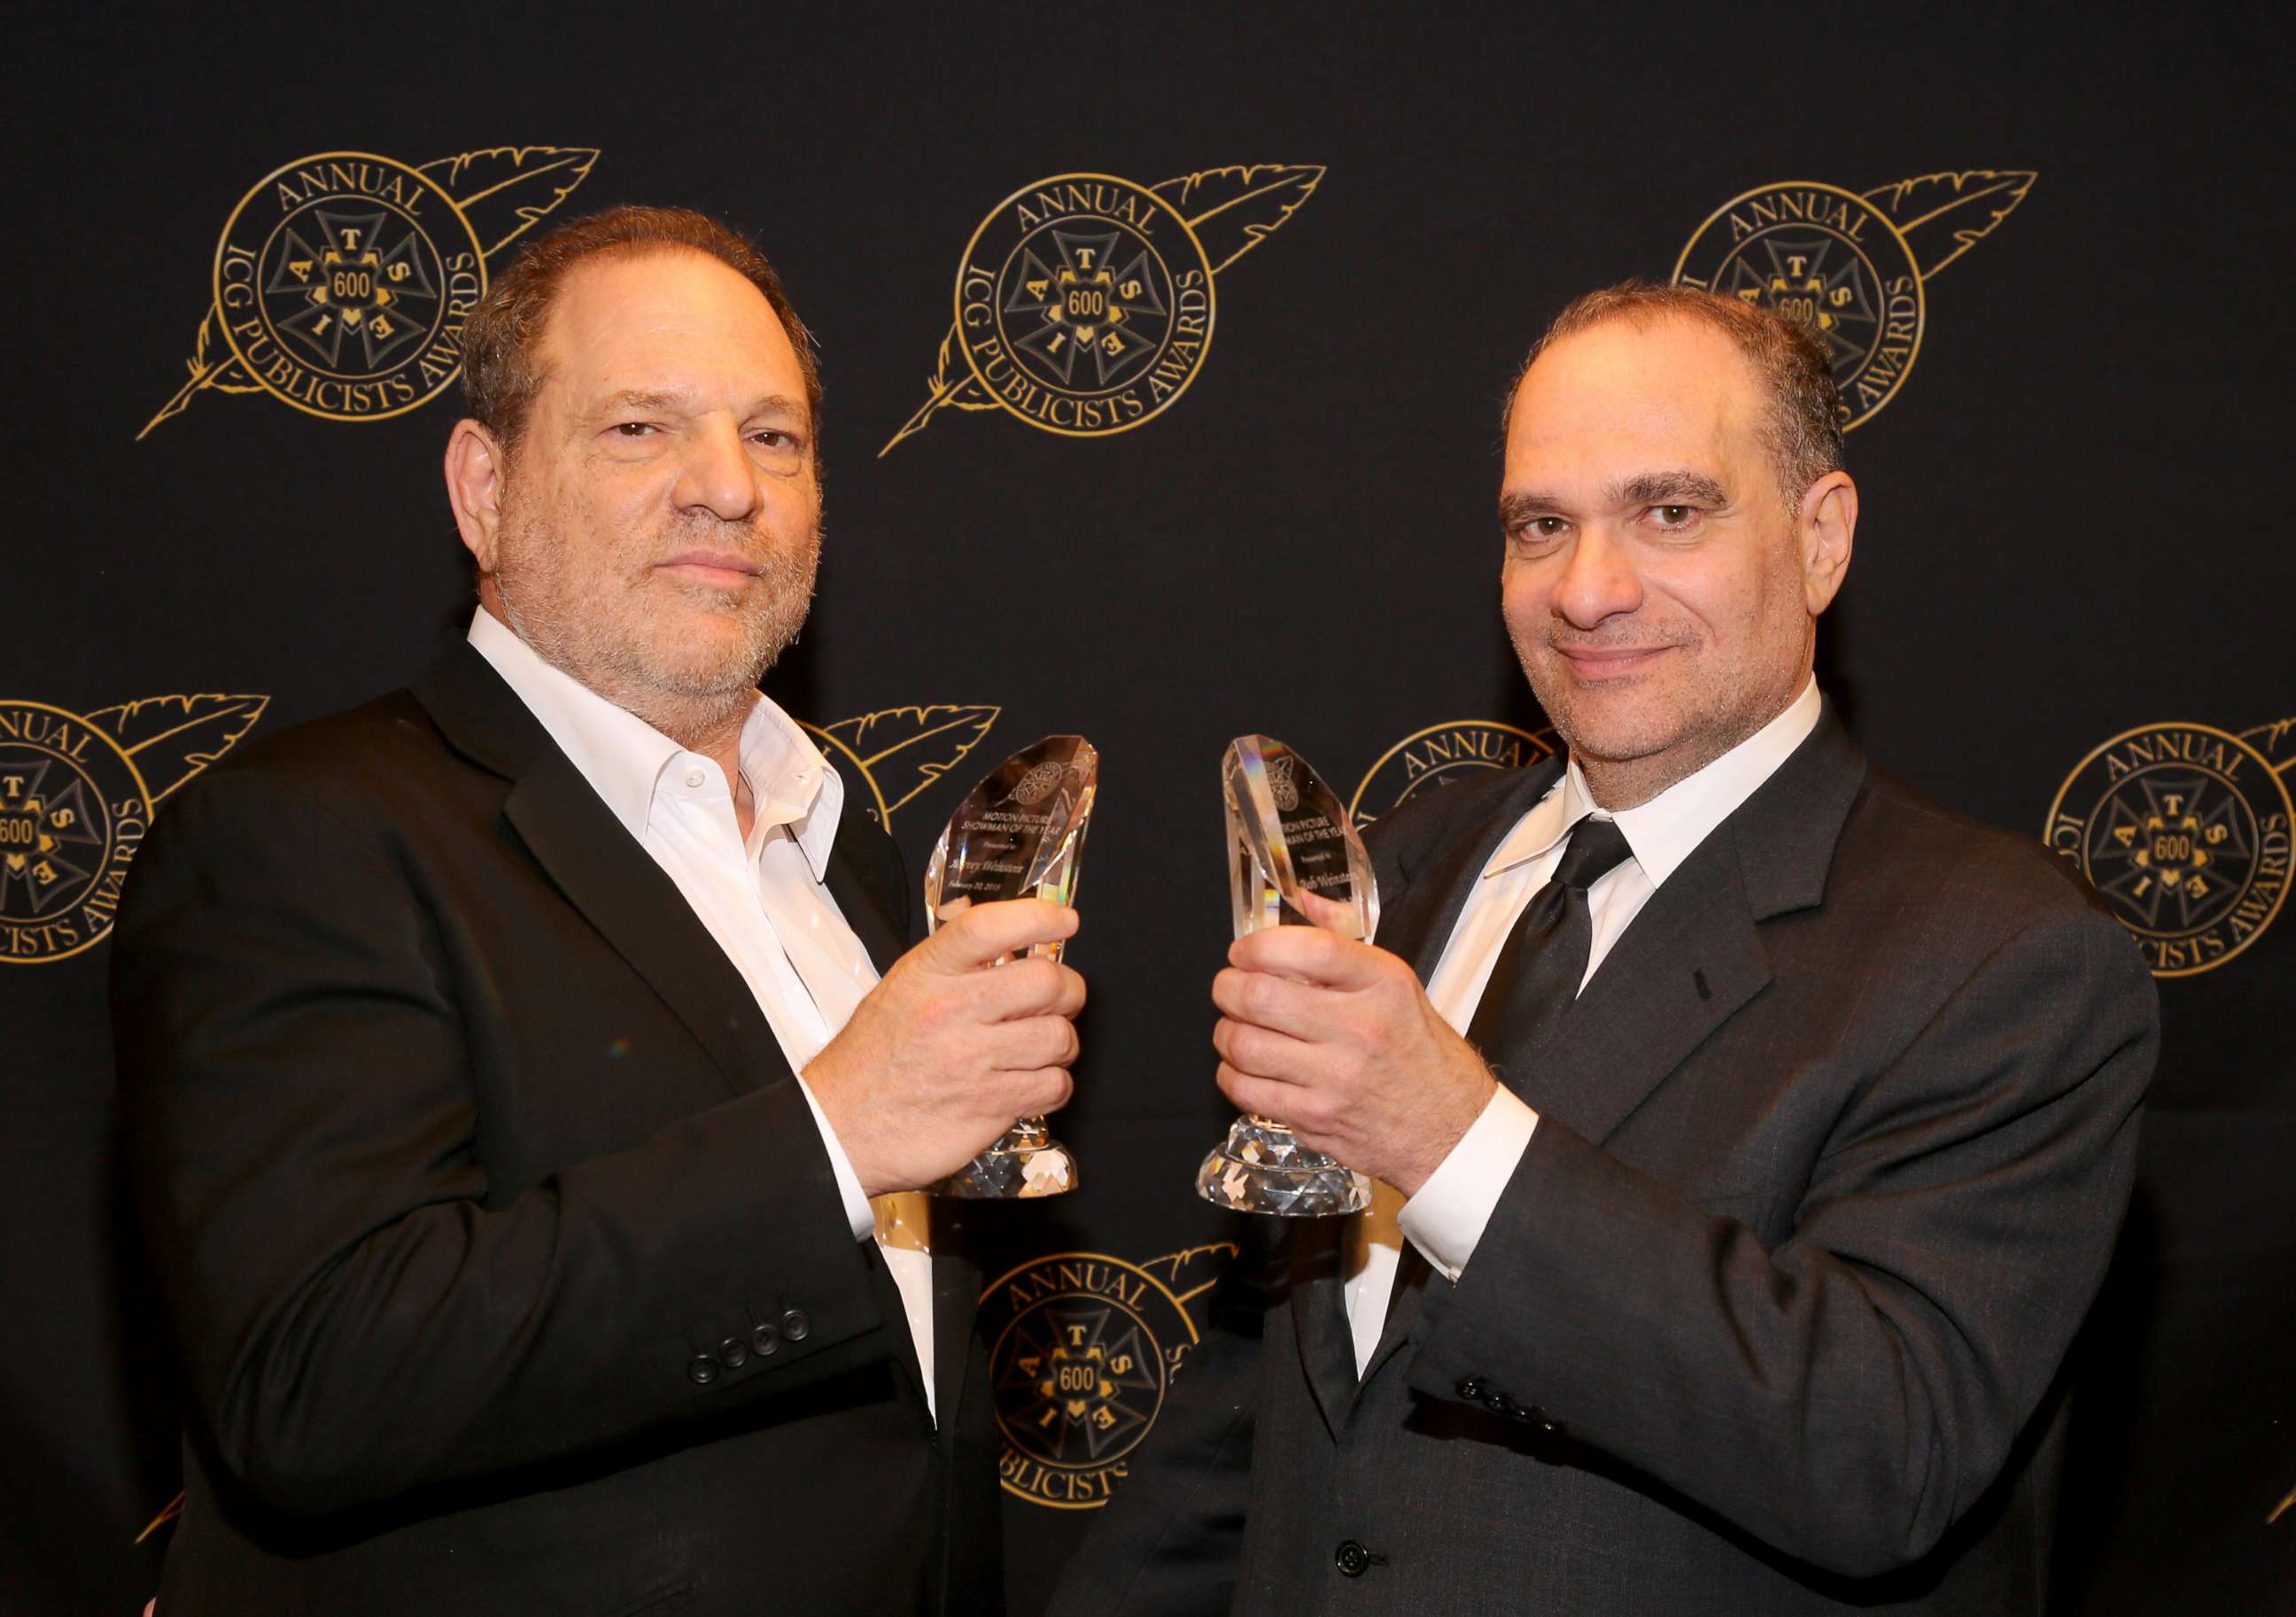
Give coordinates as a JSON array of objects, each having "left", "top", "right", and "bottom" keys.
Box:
[{"left": 6, "top": 5, "right": 2288, "bottom": 1613}]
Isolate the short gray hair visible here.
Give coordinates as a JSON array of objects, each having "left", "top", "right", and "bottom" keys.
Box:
[{"left": 1509, "top": 281, "right": 1845, "bottom": 504}]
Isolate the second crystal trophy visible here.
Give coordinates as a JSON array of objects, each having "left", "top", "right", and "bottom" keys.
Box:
[
  {"left": 926, "top": 734, "right": 1098, "bottom": 1199},
  {"left": 1195, "top": 735, "right": 1377, "bottom": 1217}
]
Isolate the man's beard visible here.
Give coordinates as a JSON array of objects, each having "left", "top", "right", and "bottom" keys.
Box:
[{"left": 494, "top": 506, "right": 823, "bottom": 732}]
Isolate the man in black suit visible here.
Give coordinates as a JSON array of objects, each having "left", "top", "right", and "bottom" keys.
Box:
[
  {"left": 113, "top": 206, "right": 1082, "bottom": 1615},
  {"left": 1052, "top": 285, "right": 2157, "bottom": 1615}
]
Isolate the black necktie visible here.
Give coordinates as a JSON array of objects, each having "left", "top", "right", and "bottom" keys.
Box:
[{"left": 1464, "top": 816, "right": 1634, "bottom": 1064}]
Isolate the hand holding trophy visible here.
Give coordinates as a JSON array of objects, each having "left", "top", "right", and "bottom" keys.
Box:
[
  {"left": 927, "top": 735, "right": 1098, "bottom": 1198},
  {"left": 1196, "top": 735, "right": 1377, "bottom": 1217}
]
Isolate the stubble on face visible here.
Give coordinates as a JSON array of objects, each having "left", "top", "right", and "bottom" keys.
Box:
[
  {"left": 493, "top": 476, "right": 822, "bottom": 738},
  {"left": 1510, "top": 530, "right": 1810, "bottom": 794}
]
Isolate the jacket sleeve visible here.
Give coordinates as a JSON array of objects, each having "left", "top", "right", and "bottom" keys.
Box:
[
  {"left": 1404, "top": 902, "right": 2158, "bottom": 1577},
  {"left": 113, "top": 765, "right": 901, "bottom": 1517}
]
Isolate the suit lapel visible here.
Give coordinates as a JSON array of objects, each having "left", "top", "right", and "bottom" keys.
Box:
[
  {"left": 1377, "top": 759, "right": 1566, "bottom": 980},
  {"left": 928, "top": 1200, "right": 981, "bottom": 1442},
  {"left": 416, "top": 645, "right": 789, "bottom": 1099},
  {"left": 1507, "top": 845, "right": 1771, "bottom": 1145},
  {"left": 1508, "top": 708, "right": 1868, "bottom": 1147},
  {"left": 1357, "top": 1244, "right": 1447, "bottom": 1390},
  {"left": 1287, "top": 1222, "right": 1361, "bottom": 1440},
  {"left": 505, "top": 746, "right": 795, "bottom": 1099}
]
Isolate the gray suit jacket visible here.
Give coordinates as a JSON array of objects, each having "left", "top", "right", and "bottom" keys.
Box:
[{"left": 1051, "top": 709, "right": 2156, "bottom": 1617}]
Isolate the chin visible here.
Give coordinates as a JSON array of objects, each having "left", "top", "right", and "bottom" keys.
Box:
[{"left": 1543, "top": 700, "right": 1680, "bottom": 765}]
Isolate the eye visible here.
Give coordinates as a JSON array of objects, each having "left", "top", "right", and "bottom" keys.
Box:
[
  {"left": 1510, "top": 515, "right": 1570, "bottom": 550},
  {"left": 611, "top": 422, "right": 658, "bottom": 438},
  {"left": 1648, "top": 504, "right": 1700, "bottom": 530},
  {"left": 749, "top": 429, "right": 797, "bottom": 449}
]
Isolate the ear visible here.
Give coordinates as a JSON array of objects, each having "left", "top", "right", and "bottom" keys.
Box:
[
  {"left": 1796, "top": 469, "right": 1857, "bottom": 615},
  {"left": 444, "top": 420, "right": 508, "bottom": 574}
]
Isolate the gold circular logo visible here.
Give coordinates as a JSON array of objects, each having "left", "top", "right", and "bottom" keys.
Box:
[
  {"left": 978, "top": 1251, "right": 1200, "bottom": 1510},
  {"left": 2046, "top": 722, "right": 2292, "bottom": 977},
  {"left": 1350, "top": 720, "right": 1558, "bottom": 830},
  {"left": 1673, "top": 182, "right": 1924, "bottom": 430},
  {"left": 213, "top": 152, "right": 486, "bottom": 422},
  {"left": 0, "top": 703, "right": 153, "bottom": 965},
  {"left": 954, "top": 174, "right": 1214, "bottom": 438}
]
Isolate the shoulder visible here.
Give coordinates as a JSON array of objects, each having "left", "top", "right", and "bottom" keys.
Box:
[
  {"left": 136, "top": 690, "right": 472, "bottom": 879},
  {"left": 188, "top": 689, "right": 453, "bottom": 808},
  {"left": 1366, "top": 762, "right": 1557, "bottom": 885},
  {"left": 1826, "top": 767, "right": 2141, "bottom": 979}
]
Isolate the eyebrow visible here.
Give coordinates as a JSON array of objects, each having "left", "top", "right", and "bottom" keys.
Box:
[
  {"left": 1499, "top": 470, "right": 1731, "bottom": 526},
  {"left": 591, "top": 389, "right": 808, "bottom": 421}
]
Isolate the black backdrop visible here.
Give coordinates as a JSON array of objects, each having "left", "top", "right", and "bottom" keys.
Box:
[{"left": 7, "top": 6, "right": 2291, "bottom": 1613}]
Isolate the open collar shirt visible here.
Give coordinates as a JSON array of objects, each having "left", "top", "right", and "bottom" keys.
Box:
[{"left": 469, "top": 607, "right": 938, "bottom": 1418}]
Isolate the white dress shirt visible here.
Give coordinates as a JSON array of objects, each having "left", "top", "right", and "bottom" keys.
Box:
[
  {"left": 469, "top": 609, "right": 939, "bottom": 1419},
  {"left": 1345, "top": 676, "right": 1824, "bottom": 1373}
]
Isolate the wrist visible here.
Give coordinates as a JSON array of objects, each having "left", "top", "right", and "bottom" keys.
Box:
[{"left": 1391, "top": 1060, "right": 1497, "bottom": 1197}]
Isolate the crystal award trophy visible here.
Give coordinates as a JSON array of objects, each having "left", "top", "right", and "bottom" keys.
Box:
[
  {"left": 926, "top": 735, "right": 1098, "bottom": 1199},
  {"left": 1195, "top": 735, "right": 1377, "bottom": 1217}
]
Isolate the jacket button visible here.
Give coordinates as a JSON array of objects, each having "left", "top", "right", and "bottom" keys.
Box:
[
  {"left": 718, "top": 1336, "right": 749, "bottom": 1369},
  {"left": 686, "top": 1355, "right": 718, "bottom": 1387},
  {"left": 1334, "top": 1539, "right": 1372, "bottom": 1577},
  {"left": 781, "top": 1308, "right": 810, "bottom": 1342},
  {"left": 1457, "top": 1377, "right": 1486, "bottom": 1402},
  {"left": 750, "top": 1321, "right": 782, "bottom": 1358}
]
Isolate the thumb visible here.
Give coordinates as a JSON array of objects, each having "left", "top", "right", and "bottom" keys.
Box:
[{"left": 924, "top": 896, "right": 1079, "bottom": 971}]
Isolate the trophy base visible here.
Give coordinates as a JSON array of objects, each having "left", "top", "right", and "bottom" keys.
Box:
[
  {"left": 934, "top": 1119, "right": 1077, "bottom": 1199},
  {"left": 1195, "top": 1116, "right": 1370, "bottom": 1218}
]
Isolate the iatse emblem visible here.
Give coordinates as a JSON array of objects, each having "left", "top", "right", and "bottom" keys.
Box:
[
  {"left": 978, "top": 1245, "right": 1229, "bottom": 1509},
  {"left": 881, "top": 166, "right": 1322, "bottom": 453},
  {"left": 1673, "top": 171, "right": 2035, "bottom": 429},
  {"left": 1351, "top": 720, "right": 1559, "bottom": 830},
  {"left": 2047, "top": 717, "right": 2292, "bottom": 977},
  {"left": 1, "top": 695, "right": 267, "bottom": 963},
  {"left": 141, "top": 147, "right": 598, "bottom": 437}
]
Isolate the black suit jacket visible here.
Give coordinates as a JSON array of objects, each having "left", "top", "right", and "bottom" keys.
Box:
[
  {"left": 1051, "top": 709, "right": 2157, "bottom": 1617},
  {"left": 112, "top": 644, "right": 1001, "bottom": 1617}
]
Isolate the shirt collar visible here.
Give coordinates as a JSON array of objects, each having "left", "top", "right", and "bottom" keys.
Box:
[
  {"left": 1486, "top": 676, "right": 1823, "bottom": 888},
  {"left": 467, "top": 607, "right": 842, "bottom": 880}
]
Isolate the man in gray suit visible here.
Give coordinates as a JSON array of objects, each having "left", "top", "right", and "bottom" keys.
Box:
[{"left": 1051, "top": 284, "right": 2157, "bottom": 1615}]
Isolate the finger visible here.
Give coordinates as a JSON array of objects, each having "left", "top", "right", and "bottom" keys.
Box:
[
  {"left": 1228, "top": 925, "right": 1392, "bottom": 988},
  {"left": 995, "top": 1015, "right": 1080, "bottom": 1072},
  {"left": 997, "top": 1066, "right": 1074, "bottom": 1118},
  {"left": 1211, "top": 966, "right": 1337, "bottom": 1041},
  {"left": 1211, "top": 1014, "right": 1322, "bottom": 1083},
  {"left": 1051, "top": 963, "right": 1087, "bottom": 1019},
  {"left": 1032, "top": 1068, "right": 1077, "bottom": 1116},
  {"left": 1214, "top": 1064, "right": 1326, "bottom": 1134},
  {"left": 1292, "top": 889, "right": 1361, "bottom": 934},
  {"left": 929, "top": 898, "right": 1079, "bottom": 972},
  {"left": 964, "top": 957, "right": 1089, "bottom": 1024}
]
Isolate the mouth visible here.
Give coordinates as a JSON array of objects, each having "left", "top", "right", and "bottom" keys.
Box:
[
  {"left": 1551, "top": 644, "right": 1676, "bottom": 680},
  {"left": 654, "top": 550, "right": 763, "bottom": 587}
]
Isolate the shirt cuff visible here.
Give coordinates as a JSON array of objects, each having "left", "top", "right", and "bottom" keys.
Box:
[
  {"left": 794, "top": 1075, "right": 876, "bottom": 1243},
  {"left": 1397, "top": 1085, "right": 1540, "bottom": 1280}
]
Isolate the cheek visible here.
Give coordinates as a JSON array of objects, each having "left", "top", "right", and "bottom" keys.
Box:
[{"left": 1499, "top": 561, "right": 1547, "bottom": 636}]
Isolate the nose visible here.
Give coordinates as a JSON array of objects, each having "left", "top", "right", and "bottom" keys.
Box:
[
  {"left": 1548, "top": 523, "right": 1643, "bottom": 630},
  {"left": 672, "top": 415, "right": 763, "bottom": 522}
]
